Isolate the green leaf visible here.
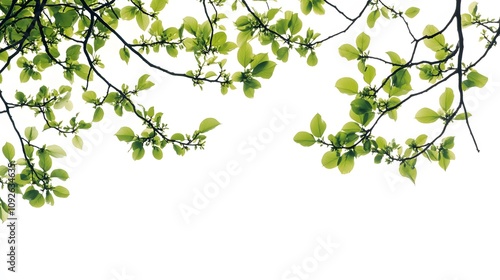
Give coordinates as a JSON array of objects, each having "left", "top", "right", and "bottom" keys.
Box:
[
  {"left": 24, "top": 127, "right": 39, "bottom": 141},
  {"left": 199, "top": 118, "right": 220, "bottom": 133},
  {"left": 461, "top": 13, "right": 473, "bottom": 27},
  {"left": 74, "top": 64, "right": 93, "bottom": 81},
  {"left": 237, "top": 42, "right": 253, "bottom": 67},
  {"left": 405, "top": 7, "right": 420, "bottom": 18},
  {"left": 322, "top": 151, "right": 339, "bottom": 169},
  {"left": 415, "top": 108, "right": 440, "bottom": 123},
  {"left": 386, "top": 51, "right": 402, "bottom": 64},
  {"left": 132, "top": 143, "right": 145, "bottom": 161},
  {"left": 252, "top": 61, "right": 277, "bottom": 79},
  {"left": 120, "top": 6, "right": 137, "bottom": 20},
  {"left": 38, "top": 151, "right": 52, "bottom": 171},
  {"left": 293, "top": 131, "right": 316, "bottom": 147},
  {"left": 367, "top": 9, "right": 380, "bottom": 28},
  {"left": 310, "top": 113, "right": 327, "bottom": 137},
  {"left": 46, "top": 145, "right": 66, "bottom": 158},
  {"left": 50, "top": 169, "right": 69, "bottom": 181},
  {"left": 356, "top": 32, "right": 370, "bottom": 52},
  {"left": 53, "top": 186, "right": 70, "bottom": 198},
  {"left": 442, "top": 136, "right": 455, "bottom": 149},
  {"left": 24, "top": 189, "right": 39, "bottom": 200},
  {"left": 20, "top": 69, "right": 30, "bottom": 83},
  {"left": 342, "top": 122, "right": 361, "bottom": 133},
  {"left": 415, "top": 134, "right": 428, "bottom": 146},
  {"left": 136, "top": 12, "right": 150, "bottom": 31},
  {"left": 338, "top": 44, "right": 359, "bottom": 60},
  {"left": 468, "top": 1, "right": 478, "bottom": 15},
  {"left": 439, "top": 88, "right": 454, "bottom": 111},
  {"left": 467, "top": 71, "right": 488, "bottom": 88},
  {"left": 137, "top": 74, "right": 155, "bottom": 90},
  {"left": 152, "top": 146, "right": 163, "bottom": 160},
  {"left": 29, "top": 193, "right": 45, "bottom": 208},
  {"left": 423, "top": 25, "right": 446, "bottom": 51},
  {"left": 150, "top": 0, "right": 168, "bottom": 12},
  {"left": 399, "top": 162, "right": 417, "bottom": 184},
  {"left": 338, "top": 151, "right": 355, "bottom": 174},
  {"left": 119, "top": 47, "right": 130, "bottom": 64},
  {"left": 46, "top": 191, "right": 55, "bottom": 206},
  {"left": 115, "top": 127, "right": 135, "bottom": 142},
  {"left": 171, "top": 133, "right": 185, "bottom": 141},
  {"left": 66, "top": 45, "right": 81, "bottom": 61},
  {"left": 173, "top": 144, "right": 185, "bottom": 156},
  {"left": 0, "top": 165, "right": 8, "bottom": 176},
  {"left": 82, "top": 90, "right": 97, "bottom": 103},
  {"left": 183, "top": 16, "right": 198, "bottom": 35},
  {"left": 454, "top": 112, "right": 472, "bottom": 120},
  {"left": 350, "top": 99, "right": 372, "bottom": 115},
  {"left": 2, "top": 142, "right": 15, "bottom": 161},
  {"left": 361, "top": 64, "right": 376, "bottom": 84},
  {"left": 93, "top": 107, "right": 104, "bottom": 122},
  {"left": 307, "top": 52, "right": 318, "bottom": 66},
  {"left": 335, "top": 77, "right": 358, "bottom": 95},
  {"left": 438, "top": 151, "right": 451, "bottom": 170},
  {"left": 72, "top": 135, "right": 84, "bottom": 149}
]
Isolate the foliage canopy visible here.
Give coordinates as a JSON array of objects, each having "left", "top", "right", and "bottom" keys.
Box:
[{"left": 0, "top": 0, "right": 498, "bottom": 220}]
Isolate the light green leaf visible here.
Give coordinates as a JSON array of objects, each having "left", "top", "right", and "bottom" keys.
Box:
[
  {"left": 356, "top": 32, "right": 370, "bottom": 52},
  {"left": 335, "top": 77, "right": 358, "bottom": 95},
  {"left": 442, "top": 136, "right": 455, "bottom": 149},
  {"left": 38, "top": 151, "right": 52, "bottom": 171},
  {"left": 53, "top": 186, "right": 70, "bottom": 198},
  {"left": 367, "top": 9, "right": 380, "bottom": 28},
  {"left": 119, "top": 47, "right": 130, "bottom": 64},
  {"left": 93, "top": 107, "right": 104, "bottom": 122},
  {"left": 467, "top": 71, "right": 488, "bottom": 88},
  {"left": 237, "top": 42, "right": 253, "bottom": 67},
  {"left": 310, "top": 113, "right": 327, "bottom": 137},
  {"left": 150, "top": 0, "right": 168, "bottom": 12},
  {"left": 351, "top": 99, "right": 372, "bottom": 115},
  {"left": 46, "top": 192, "right": 54, "bottom": 206},
  {"left": 24, "top": 127, "right": 39, "bottom": 141},
  {"left": 29, "top": 193, "right": 45, "bottom": 208},
  {"left": 82, "top": 90, "right": 97, "bottom": 103},
  {"left": 338, "top": 44, "right": 359, "bottom": 60},
  {"left": 2, "top": 142, "right": 15, "bottom": 161},
  {"left": 199, "top": 118, "right": 220, "bottom": 133},
  {"left": 338, "top": 151, "right": 355, "bottom": 174},
  {"left": 423, "top": 25, "right": 446, "bottom": 51},
  {"left": 72, "top": 135, "right": 84, "bottom": 149},
  {"left": 136, "top": 12, "right": 150, "bottom": 31},
  {"left": 415, "top": 108, "right": 440, "bottom": 123},
  {"left": 252, "top": 61, "right": 277, "bottom": 79},
  {"left": 307, "top": 52, "right": 318, "bottom": 66},
  {"left": 386, "top": 51, "right": 402, "bottom": 64},
  {"left": 439, "top": 88, "right": 454, "bottom": 111},
  {"left": 361, "top": 64, "right": 376, "bottom": 84},
  {"left": 293, "top": 131, "right": 316, "bottom": 147},
  {"left": 46, "top": 145, "right": 66, "bottom": 158},
  {"left": 183, "top": 16, "right": 198, "bottom": 35},
  {"left": 152, "top": 146, "right": 163, "bottom": 160},
  {"left": 132, "top": 144, "right": 145, "bottom": 161},
  {"left": 115, "top": 127, "right": 135, "bottom": 142},
  {"left": 120, "top": 6, "right": 137, "bottom": 20},
  {"left": 322, "top": 151, "right": 339, "bottom": 169},
  {"left": 399, "top": 162, "right": 417, "bottom": 184},
  {"left": 137, "top": 74, "right": 155, "bottom": 90},
  {"left": 405, "top": 7, "right": 420, "bottom": 18},
  {"left": 454, "top": 112, "right": 472, "bottom": 120},
  {"left": 50, "top": 169, "right": 69, "bottom": 181}
]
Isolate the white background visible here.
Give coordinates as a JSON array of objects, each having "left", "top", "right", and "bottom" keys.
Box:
[{"left": 1, "top": 1, "right": 499, "bottom": 280}]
